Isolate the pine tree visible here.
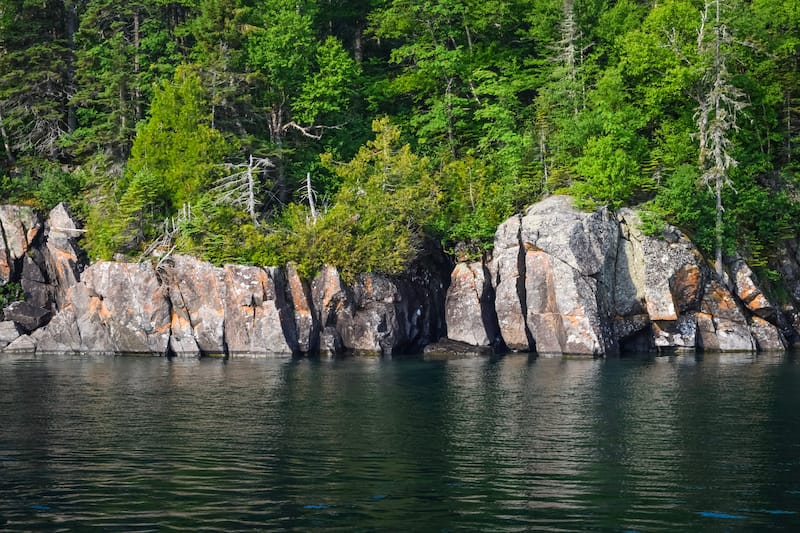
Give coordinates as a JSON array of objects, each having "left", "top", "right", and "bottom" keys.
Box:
[
  {"left": 0, "top": 0, "right": 72, "bottom": 163},
  {"left": 69, "top": 0, "right": 187, "bottom": 161}
]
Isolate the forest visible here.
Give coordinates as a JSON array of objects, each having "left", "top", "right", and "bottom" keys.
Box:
[{"left": 0, "top": 0, "right": 798, "bottom": 280}]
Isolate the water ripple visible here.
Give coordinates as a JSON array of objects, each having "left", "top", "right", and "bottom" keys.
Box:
[{"left": 2, "top": 353, "right": 800, "bottom": 530}]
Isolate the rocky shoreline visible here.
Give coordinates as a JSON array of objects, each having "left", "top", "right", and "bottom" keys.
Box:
[{"left": 2, "top": 196, "right": 800, "bottom": 356}]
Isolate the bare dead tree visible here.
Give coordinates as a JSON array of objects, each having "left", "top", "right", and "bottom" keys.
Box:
[
  {"left": 296, "top": 171, "right": 319, "bottom": 221},
  {"left": 140, "top": 202, "right": 192, "bottom": 265},
  {"left": 212, "top": 154, "right": 274, "bottom": 224},
  {"left": 0, "top": 108, "right": 15, "bottom": 165},
  {"left": 550, "top": 0, "right": 590, "bottom": 116},
  {"left": 694, "top": 0, "right": 748, "bottom": 279}
]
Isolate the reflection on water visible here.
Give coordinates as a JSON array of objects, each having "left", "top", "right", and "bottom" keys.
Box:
[{"left": 1, "top": 352, "right": 800, "bottom": 530}]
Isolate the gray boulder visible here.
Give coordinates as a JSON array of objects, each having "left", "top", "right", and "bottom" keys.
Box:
[
  {"left": 696, "top": 280, "right": 757, "bottom": 352},
  {"left": 2, "top": 334, "right": 36, "bottom": 352},
  {"left": 20, "top": 252, "right": 52, "bottom": 310},
  {"left": 3, "top": 301, "right": 52, "bottom": 333},
  {"left": 445, "top": 260, "right": 499, "bottom": 347},
  {"left": 160, "top": 255, "right": 226, "bottom": 355},
  {"left": 285, "top": 263, "right": 318, "bottom": 354},
  {"left": 311, "top": 266, "right": 353, "bottom": 356},
  {"left": 43, "top": 203, "right": 86, "bottom": 309},
  {"left": 37, "top": 261, "right": 172, "bottom": 354},
  {"left": 312, "top": 261, "right": 447, "bottom": 356},
  {"left": 749, "top": 316, "right": 787, "bottom": 351},
  {"left": 489, "top": 214, "right": 531, "bottom": 351},
  {"left": 481, "top": 197, "right": 778, "bottom": 355},
  {"left": 617, "top": 211, "right": 707, "bottom": 352},
  {"left": 423, "top": 338, "right": 494, "bottom": 358},
  {"left": 0, "top": 320, "right": 20, "bottom": 349},
  {"left": 490, "top": 196, "right": 618, "bottom": 355},
  {"left": 223, "top": 264, "right": 298, "bottom": 356},
  {"left": 0, "top": 205, "right": 41, "bottom": 284}
]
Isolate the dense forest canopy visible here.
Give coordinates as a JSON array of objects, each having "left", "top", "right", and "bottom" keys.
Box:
[{"left": 0, "top": 0, "right": 798, "bottom": 279}]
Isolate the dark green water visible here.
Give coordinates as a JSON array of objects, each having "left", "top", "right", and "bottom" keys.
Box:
[{"left": 2, "top": 352, "right": 800, "bottom": 531}]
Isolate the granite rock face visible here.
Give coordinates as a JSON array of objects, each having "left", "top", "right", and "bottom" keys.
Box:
[
  {"left": 619, "top": 210, "right": 710, "bottom": 353},
  {"left": 489, "top": 214, "right": 530, "bottom": 351},
  {"left": 486, "top": 196, "right": 618, "bottom": 355},
  {"left": 0, "top": 320, "right": 20, "bottom": 349},
  {"left": 34, "top": 261, "right": 173, "bottom": 353},
  {"left": 519, "top": 197, "right": 619, "bottom": 355},
  {"left": 448, "top": 196, "right": 783, "bottom": 355},
  {"left": 3, "top": 301, "right": 52, "bottom": 333},
  {"left": 445, "top": 260, "right": 500, "bottom": 347},
  {"left": 161, "top": 255, "right": 226, "bottom": 355},
  {"left": 312, "top": 261, "right": 449, "bottom": 356},
  {"left": 35, "top": 257, "right": 311, "bottom": 355},
  {"left": 0, "top": 205, "right": 41, "bottom": 285},
  {"left": 3, "top": 197, "right": 798, "bottom": 357},
  {"left": 28, "top": 253, "right": 448, "bottom": 356},
  {"left": 43, "top": 203, "right": 86, "bottom": 310},
  {"left": 1, "top": 203, "right": 87, "bottom": 336},
  {"left": 222, "top": 264, "right": 299, "bottom": 356}
]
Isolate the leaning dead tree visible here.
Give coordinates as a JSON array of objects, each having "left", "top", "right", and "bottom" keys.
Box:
[
  {"left": 694, "top": 0, "right": 748, "bottom": 279},
  {"left": 212, "top": 154, "right": 275, "bottom": 224},
  {"left": 140, "top": 202, "right": 192, "bottom": 265}
]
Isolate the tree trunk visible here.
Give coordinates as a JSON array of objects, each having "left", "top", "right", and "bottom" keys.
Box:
[
  {"left": 269, "top": 105, "right": 288, "bottom": 204},
  {"left": 0, "top": 109, "right": 15, "bottom": 165},
  {"left": 445, "top": 77, "right": 457, "bottom": 158},
  {"left": 715, "top": 174, "right": 724, "bottom": 279},
  {"left": 248, "top": 154, "right": 256, "bottom": 223},
  {"left": 64, "top": 0, "right": 77, "bottom": 133},
  {"left": 307, "top": 172, "right": 317, "bottom": 220},
  {"left": 133, "top": 9, "right": 142, "bottom": 121},
  {"left": 539, "top": 127, "right": 549, "bottom": 193},
  {"left": 354, "top": 23, "right": 363, "bottom": 64}
]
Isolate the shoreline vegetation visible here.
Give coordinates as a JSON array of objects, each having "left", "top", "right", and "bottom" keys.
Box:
[{"left": 2, "top": 196, "right": 800, "bottom": 357}]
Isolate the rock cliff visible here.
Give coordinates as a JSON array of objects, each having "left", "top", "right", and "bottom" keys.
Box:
[
  {"left": 445, "top": 196, "right": 794, "bottom": 355},
  {"left": 1, "top": 204, "right": 449, "bottom": 355},
  {"left": 2, "top": 197, "right": 799, "bottom": 356}
]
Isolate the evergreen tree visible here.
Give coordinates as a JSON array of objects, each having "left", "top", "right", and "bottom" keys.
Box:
[
  {"left": 128, "top": 66, "right": 229, "bottom": 208},
  {"left": 69, "top": 0, "right": 187, "bottom": 161},
  {"left": 0, "top": 0, "right": 71, "bottom": 163}
]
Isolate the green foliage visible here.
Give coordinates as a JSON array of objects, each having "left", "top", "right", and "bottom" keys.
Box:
[
  {"left": 0, "top": 173, "right": 36, "bottom": 205},
  {"left": 0, "top": 282, "right": 23, "bottom": 308},
  {"left": 651, "top": 164, "right": 717, "bottom": 253},
  {"left": 314, "top": 117, "right": 440, "bottom": 279},
  {"left": 175, "top": 196, "right": 256, "bottom": 265},
  {"left": 0, "top": 0, "right": 71, "bottom": 161},
  {"left": 246, "top": 0, "right": 315, "bottom": 100},
  {"left": 433, "top": 156, "right": 524, "bottom": 252},
  {"left": 638, "top": 208, "right": 667, "bottom": 238},
  {"left": 0, "top": 160, "right": 84, "bottom": 211},
  {"left": 35, "top": 165, "right": 84, "bottom": 212},
  {"left": 295, "top": 36, "right": 361, "bottom": 125},
  {"left": 256, "top": 118, "right": 440, "bottom": 280},
  {"left": 84, "top": 168, "right": 167, "bottom": 259},
  {"left": 129, "top": 66, "right": 229, "bottom": 208},
  {"left": 0, "top": 0, "right": 798, "bottom": 278},
  {"left": 69, "top": 0, "right": 185, "bottom": 161},
  {"left": 570, "top": 69, "right": 653, "bottom": 208}
]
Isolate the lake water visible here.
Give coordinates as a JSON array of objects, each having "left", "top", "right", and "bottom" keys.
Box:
[{"left": 2, "top": 352, "right": 800, "bottom": 531}]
